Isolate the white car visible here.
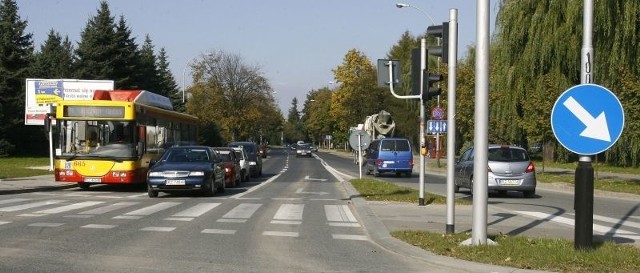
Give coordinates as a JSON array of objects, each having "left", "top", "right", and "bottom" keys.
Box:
[{"left": 231, "top": 147, "right": 250, "bottom": 182}]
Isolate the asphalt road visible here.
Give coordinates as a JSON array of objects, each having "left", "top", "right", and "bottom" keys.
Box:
[{"left": 0, "top": 148, "right": 447, "bottom": 273}]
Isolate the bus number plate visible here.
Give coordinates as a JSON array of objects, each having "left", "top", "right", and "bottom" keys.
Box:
[
  {"left": 166, "top": 179, "right": 186, "bottom": 185},
  {"left": 84, "top": 177, "right": 102, "bottom": 183}
]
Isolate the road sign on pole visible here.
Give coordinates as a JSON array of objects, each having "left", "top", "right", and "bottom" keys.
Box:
[
  {"left": 431, "top": 106, "right": 445, "bottom": 120},
  {"left": 551, "top": 84, "right": 624, "bottom": 155}
]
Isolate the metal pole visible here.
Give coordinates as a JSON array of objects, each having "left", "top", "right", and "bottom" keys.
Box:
[
  {"left": 576, "top": 0, "right": 595, "bottom": 250},
  {"left": 48, "top": 122, "right": 54, "bottom": 171},
  {"left": 418, "top": 38, "right": 426, "bottom": 206},
  {"left": 471, "top": 0, "right": 490, "bottom": 245},
  {"left": 446, "top": 8, "right": 458, "bottom": 234},
  {"left": 358, "top": 134, "right": 363, "bottom": 179}
]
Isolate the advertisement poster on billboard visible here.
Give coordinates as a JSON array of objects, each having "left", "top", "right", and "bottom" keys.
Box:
[{"left": 24, "top": 79, "right": 114, "bottom": 125}]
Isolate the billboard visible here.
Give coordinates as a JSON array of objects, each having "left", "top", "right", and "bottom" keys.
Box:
[{"left": 24, "top": 79, "right": 114, "bottom": 125}]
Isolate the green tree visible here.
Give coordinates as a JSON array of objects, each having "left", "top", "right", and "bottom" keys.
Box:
[
  {"left": 74, "top": 1, "right": 117, "bottom": 81},
  {"left": 137, "top": 34, "right": 159, "bottom": 93},
  {"left": 284, "top": 97, "right": 304, "bottom": 143},
  {"left": 112, "top": 15, "right": 141, "bottom": 89},
  {"left": 156, "top": 48, "right": 184, "bottom": 112},
  {"left": 188, "top": 50, "right": 280, "bottom": 144},
  {"left": 330, "top": 49, "right": 383, "bottom": 144},
  {"left": 33, "top": 30, "right": 74, "bottom": 78},
  {"left": 302, "top": 88, "right": 334, "bottom": 144},
  {"left": 0, "top": 0, "right": 38, "bottom": 156}
]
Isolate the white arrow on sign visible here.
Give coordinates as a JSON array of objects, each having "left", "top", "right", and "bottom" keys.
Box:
[
  {"left": 563, "top": 96, "right": 611, "bottom": 142},
  {"left": 304, "top": 175, "right": 327, "bottom": 182}
]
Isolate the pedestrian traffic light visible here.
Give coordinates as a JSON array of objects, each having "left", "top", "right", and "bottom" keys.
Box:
[
  {"left": 422, "top": 73, "right": 442, "bottom": 101},
  {"left": 426, "top": 22, "right": 450, "bottom": 63}
]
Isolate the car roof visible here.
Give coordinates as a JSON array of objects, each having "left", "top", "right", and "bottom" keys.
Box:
[{"left": 167, "top": 145, "right": 211, "bottom": 150}]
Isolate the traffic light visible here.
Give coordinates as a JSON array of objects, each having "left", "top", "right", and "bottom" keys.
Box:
[
  {"left": 426, "top": 22, "right": 450, "bottom": 63},
  {"left": 422, "top": 73, "right": 442, "bottom": 101},
  {"left": 410, "top": 48, "right": 424, "bottom": 95}
]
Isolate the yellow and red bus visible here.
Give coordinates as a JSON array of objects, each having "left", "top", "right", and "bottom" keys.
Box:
[{"left": 50, "top": 90, "right": 198, "bottom": 189}]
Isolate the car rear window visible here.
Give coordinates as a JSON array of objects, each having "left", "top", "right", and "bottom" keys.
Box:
[
  {"left": 488, "top": 147, "right": 529, "bottom": 162},
  {"left": 381, "top": 140, "right": 410, "bottom": 152}
]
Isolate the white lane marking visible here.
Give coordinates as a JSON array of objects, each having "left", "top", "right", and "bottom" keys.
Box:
[
  {"left": 171, "top": 203, "right": 220, "bottom": 218},
  {"left": 310, "top": 199, "right": 339, "bottom": 201},
  {"left": 231, "top": 170, "right": 283, "bottom": 199},
  {"left": 217, "top": 219, "right": 247, "bottom": 223},
  {"left": 77, "top": 202, "right": 139, "bottom": 215},
  {"left": 263, "top": 231, "right": 299, "bottom": 237},
  {"left": 141, "top": 227, "right": 175, "bottom": 232},
  {"left": 65, "top": 215, "right": 94, "bottom": 218},
  {"left": 0, "top": 200, "right": 65, "bottom": 212},
  {"left": 113, "top": 215, "right": 142, "bottom": 220},
  {"left": 332, "top": 234, "right": 369, "bottom": 241},
  {"left": 329, "top": 223, "right": 361, "bottom": 227},
  {"left": 95, "top": 196, "right": 124, "bottom": 199},
  {"left": 273, "top": 204, "right": 304, "bottom": 221},
  {"left": 0, "top": 198, "right": 31, "bottom": 205},
  {"left": 270, "top": 220, "right": 302, "bottom": 225},
  {"left": 82, "top": 224, "right": 116, "bottom": 229},
  {"left": 33, "top": 201, "right": 104, "bottom": 214},
  {"left": 0, "top": 221, "right": 11, "bottom": 225},
  {"left": 126, "top": 193, "right": 148, "bottom": 198},
  {"left": 202, "top": 229, "right": 236, "bottom": 235},
  {"left": 272, "top": 198, "right": 302, "bottom": 201},
  {"left": 221, "top": 203, "right": 262, "bottom": 220},
  {"left": 121, "top": 202, "right": 180, "bottom": 216},
  {"left": 516, "top": 211, "right": 640, "bottom": 241},
  {"left": 28, "top": 222, "right": 64, "bottom": 227},
  {"left": 165, "top": 217, "right": 194, "bottom": 222},
  {"left": 590, "top": 214, "right": 640, "bottom": 229},
  {"left": 325, "top": 205, "right": 357, "bottom": 223}
]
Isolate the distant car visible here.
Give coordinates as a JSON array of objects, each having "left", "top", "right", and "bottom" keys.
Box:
[
  {"left": 147, "top": 146, "right": 225, "bottom": 198},
  {"left": 296, "top": 144, "right": 313, "bottom": 157},
  {"left": 212, "top": 147, "right": 242, "bottom": 188},
  {"left": 231, "top": 147, "right": 250, "bottom": 182},
  {"left": 228, "top": 141, "right": 262, "bottom": 177},
  {"left": 454, "top": 144, "right": 537, "bottom": 198},
  {"left": 308, "top": 143, "right": 318, "bottom": 152}
]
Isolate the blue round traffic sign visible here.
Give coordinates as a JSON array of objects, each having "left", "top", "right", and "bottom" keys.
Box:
[
  {"left": 551, "top": 84, "right": 624, "bottom": 155},
  {"left": 431, "top": 107, "right": 445, "bottom": 120}
]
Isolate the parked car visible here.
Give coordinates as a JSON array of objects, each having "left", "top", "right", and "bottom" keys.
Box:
[
  {"left": 227, "top": 141, "right": 262, "bottom": 177},
  {"left": 364, "top": 138, "right": 414, "bottom": 177},
  {"left": 231, "top": 146, "right": 250, "bottom": 182},
  {"left": 296, "top": 143, "right": 313, "bottom": 157},
  {"left": 212, "top": 147, "right": 241, "bottom": 188},
  {"left": 454, "top": 144, "right": 537, "bottom": 198},
  {"left": 147, "top": 146, "right": 225, "bottom": 198}
]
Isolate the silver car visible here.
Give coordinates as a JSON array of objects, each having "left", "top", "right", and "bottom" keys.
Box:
[{"left": 454, "top": 144, "right": 537, "bottom": 197}]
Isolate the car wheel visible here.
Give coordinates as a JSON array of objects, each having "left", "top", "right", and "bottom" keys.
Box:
[
  {"left": 78, "top": 183, "right": 91, "bottom": 190},
  {"left": 498, "top": 190, "right": 507, "bottom": 196},
  {"left": 523, "top": 190, "right": 535, "bottom": 198},
  {"left": 454, "top": 184, "right": 461, "bottom": 193},
  {"left": 373, "top": 168, "right": 380, "bottom": 177},
  {"left": 148, "top": 186, "right": 158, "bottom": 198},
  {"left": 405, "top": 171, "right": 412, "bottom": 177}
]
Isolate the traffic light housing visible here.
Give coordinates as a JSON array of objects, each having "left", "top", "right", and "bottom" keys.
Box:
[
  {"left": 426, "top": 22, "right": 450, "bottom": 63},
  {"left": 410, "top": 48, "right": 424, "bottom": 95},
  {"left": 422, "top": 73, "right": 442, "bottom": 101}
]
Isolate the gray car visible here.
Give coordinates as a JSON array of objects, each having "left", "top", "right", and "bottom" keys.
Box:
[{"left": 454, "top": 144, "right": 537, "bottom": 197}]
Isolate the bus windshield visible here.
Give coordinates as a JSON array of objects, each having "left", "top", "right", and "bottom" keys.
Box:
[{"left": 55, "top": 120, "right": 137, "bottom": 158}]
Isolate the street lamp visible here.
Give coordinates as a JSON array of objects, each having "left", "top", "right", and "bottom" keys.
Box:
[
  {"left": 396, "top": 2, "right": 436, "bottom": 25},
  {"left": 182, "top": 52, "right": 213, "bottom": 103}
]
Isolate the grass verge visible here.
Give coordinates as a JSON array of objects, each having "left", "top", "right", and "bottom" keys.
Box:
[
  {"left": 0, "top": 157, "right": 51, "bottom": 179},
  {"left": 350, "top": 178, "right": 471, "bottom": 205},
  {"left": 392, "top": 231, "right": 640, "bottom": 272}
]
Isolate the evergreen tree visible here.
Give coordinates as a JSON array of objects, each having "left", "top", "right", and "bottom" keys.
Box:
[
  {"left": 156, "top": 48, "right": 183, "bottom": 111},
  {"left": 0, "top": 0, "right": 38, "bottom": 156},
  {"left": 74, "top": 1, "right": 116, "bottom": 81},
  {"left": 138, "top": 35, "right": 159, "bottom": 92},
  {"left": 33, "top": 30, "right": 74, "bottom": 78},
  {"left": 112, "top": 15, "right": 141, "bottom": 89}
]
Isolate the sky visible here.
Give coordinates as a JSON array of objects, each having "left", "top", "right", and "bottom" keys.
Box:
[{"left": 16, "top": 0, "right": 499, "bottom": 113}]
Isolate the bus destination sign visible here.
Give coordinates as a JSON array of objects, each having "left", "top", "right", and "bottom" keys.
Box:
[{"left": 64, "top": 105, "right": 125, "bottom": 118}]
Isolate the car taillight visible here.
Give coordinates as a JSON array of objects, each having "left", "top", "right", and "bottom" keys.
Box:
[
  {"left": 376, "top": 159, "right": 382, "bottom": 166},
  {"left": 526, "top": 161, "right": 535, "bottom": 173}
]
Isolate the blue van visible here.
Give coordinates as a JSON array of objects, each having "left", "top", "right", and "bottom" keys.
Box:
[{"left": 364, "top": 138, "right": 414, "bottom": 177}]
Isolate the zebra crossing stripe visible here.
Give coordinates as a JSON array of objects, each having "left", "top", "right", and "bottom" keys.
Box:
[
  {"left": 170, "top": 203, "right": 221, "bottom": 218},
  {"left": 325, "top": 205, "right": 357, "bottom": 223},
  {"left": 32, "top": 201, "right": 104, "bottom": 215},
  {"left": 122, "top": 202, "right": 181, "bottom": 216},
  {"left": 82, "top": 224, "right": 116, "bottom": 229},
  {"left": 263, "top": 231, "right": 298, "bottom": 237},
  {"left": 221, "top": 203, "right": 262, "bottom": 220},
  {"left": 0, "top": 221, "right": 11, "bottom": 225},
  {"left": 332, "top": 234, "right": 368, "bottom": 241},
  {"left": 77, "top": 202, "right": 139, "bottom": 215},
  {"left": 516, "top": 211, "right": 639, "bottom": 241},
  {"left": 0, "top": 198, "right": 31, "bottom": 205},
  {"left": 28, "top": 222, "right": 64, "bottom": 227},
  {"left": 202, "top": 229, "right": 236, "bottom": 234},
  {"left": 591, "top": 214, "right": 640, "bottom": 229},
  {"left": 0, "top": 200, "right": 65, "bottom": 212},
  {"left": 141, "top": 227, "right": 175, "bottom": 232}
]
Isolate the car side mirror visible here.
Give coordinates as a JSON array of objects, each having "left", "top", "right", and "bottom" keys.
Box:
[{"left": 149, "top": 159, "right": 157, "bottom": 168}]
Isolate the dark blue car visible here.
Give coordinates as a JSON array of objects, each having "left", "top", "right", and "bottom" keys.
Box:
[{"left": 147, "top": 146, "right": 225, "bottom": 198}]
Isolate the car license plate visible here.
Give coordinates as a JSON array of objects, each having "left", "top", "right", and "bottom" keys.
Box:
[
  {"left": 165, "top": 179, "right": 186, "bottom": 185},
  {"left": 500, "top": 179, "right": 520, "bottom": 185},
  {"left": 84, "top": 177, "right": 101, "bottom": 183}
]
